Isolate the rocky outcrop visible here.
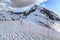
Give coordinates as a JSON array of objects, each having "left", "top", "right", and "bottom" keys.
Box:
[{"left": 40, "top": 8, "right": 60, "bottom": 21}]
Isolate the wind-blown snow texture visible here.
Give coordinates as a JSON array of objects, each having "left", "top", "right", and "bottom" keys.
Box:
[
  {"left": 0, "top": 5, "right": 60, "bottom": 40},
  {"left": 0, "top": 21, "right": 53, "bottom": 40}
]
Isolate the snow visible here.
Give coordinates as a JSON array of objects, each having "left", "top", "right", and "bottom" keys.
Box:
[
  {"left": 0, "top": 2, "right": 60, "bottom": 40},
  {"left": 26, "top": 7, "right": 53, "bottom": 24},
  {"left": 0, "top": 21, "right": 49, "bottom": 40},
  {"left": 0, "top": 20, "right": 60, "bottom": 40},
  {"left": 51, "top": 22, "right": 60, "bottom": 32}
]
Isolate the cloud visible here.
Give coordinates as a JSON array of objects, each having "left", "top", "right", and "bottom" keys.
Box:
[
  {"left": 0, "top": 0, "right": 47, "bottom": 11},
  {"left": 10, "top": 0, "right": 48, "bottom": 8},
  {"left": 36, "top": 0, "right": 47, "bottom": 4}
]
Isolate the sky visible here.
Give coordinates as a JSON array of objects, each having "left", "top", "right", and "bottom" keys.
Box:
[
  {"left": 10, "top": 0, "right": 47, "bottom": 8},
  {"left": 40, "top": 0, "right": 60, "bottom": 16}
]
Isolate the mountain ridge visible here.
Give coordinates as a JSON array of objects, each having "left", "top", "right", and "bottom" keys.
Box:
[{"left": 7, "top": 5, "right": 60, "bottom": 21}]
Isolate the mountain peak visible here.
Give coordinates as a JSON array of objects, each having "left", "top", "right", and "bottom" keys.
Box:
[{"left": 0, "top": 5, "right": 60, "bottom": 21}]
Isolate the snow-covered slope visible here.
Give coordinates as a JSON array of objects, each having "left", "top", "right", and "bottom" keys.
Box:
[
  {"left": 0, "top": 5, "right": 60, "bottom": 40},
  {"left": 1, "top": 5, "right": 60, "bottom": 31},
  {"left": 0, "top": 21, "right": 59, "bottom": 40},
  {"left": 0, "top": 21, "right": 52, "bottom": 40},
  {"left": 0, "top": 20, "right": 60, "bottom": 40}
]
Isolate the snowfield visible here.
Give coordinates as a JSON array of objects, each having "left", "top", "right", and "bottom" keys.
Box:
[
  {"left": 0, "top": 21, "right": 49, "bottom": 40},
  {"left": 0, "top": 20, "right": 60, "bottom": 40},
  {"left": 0, "top": 2, "right": 60, "bottom": 40}
]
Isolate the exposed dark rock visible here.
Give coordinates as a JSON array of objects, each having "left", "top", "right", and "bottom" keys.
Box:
[
  {"left": 8, "top": 5, "right": 37, "bottom": 19},
  {"left": 40, "top": 8, "right": 60, "bottom": 21},
  {"left": 23, "top": 5, "right": 37, "bottom": 16}
]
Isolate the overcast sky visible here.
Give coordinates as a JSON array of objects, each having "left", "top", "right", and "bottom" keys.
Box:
[{"left": 10, "top": 0, "right": 47, "bottom": 8}]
